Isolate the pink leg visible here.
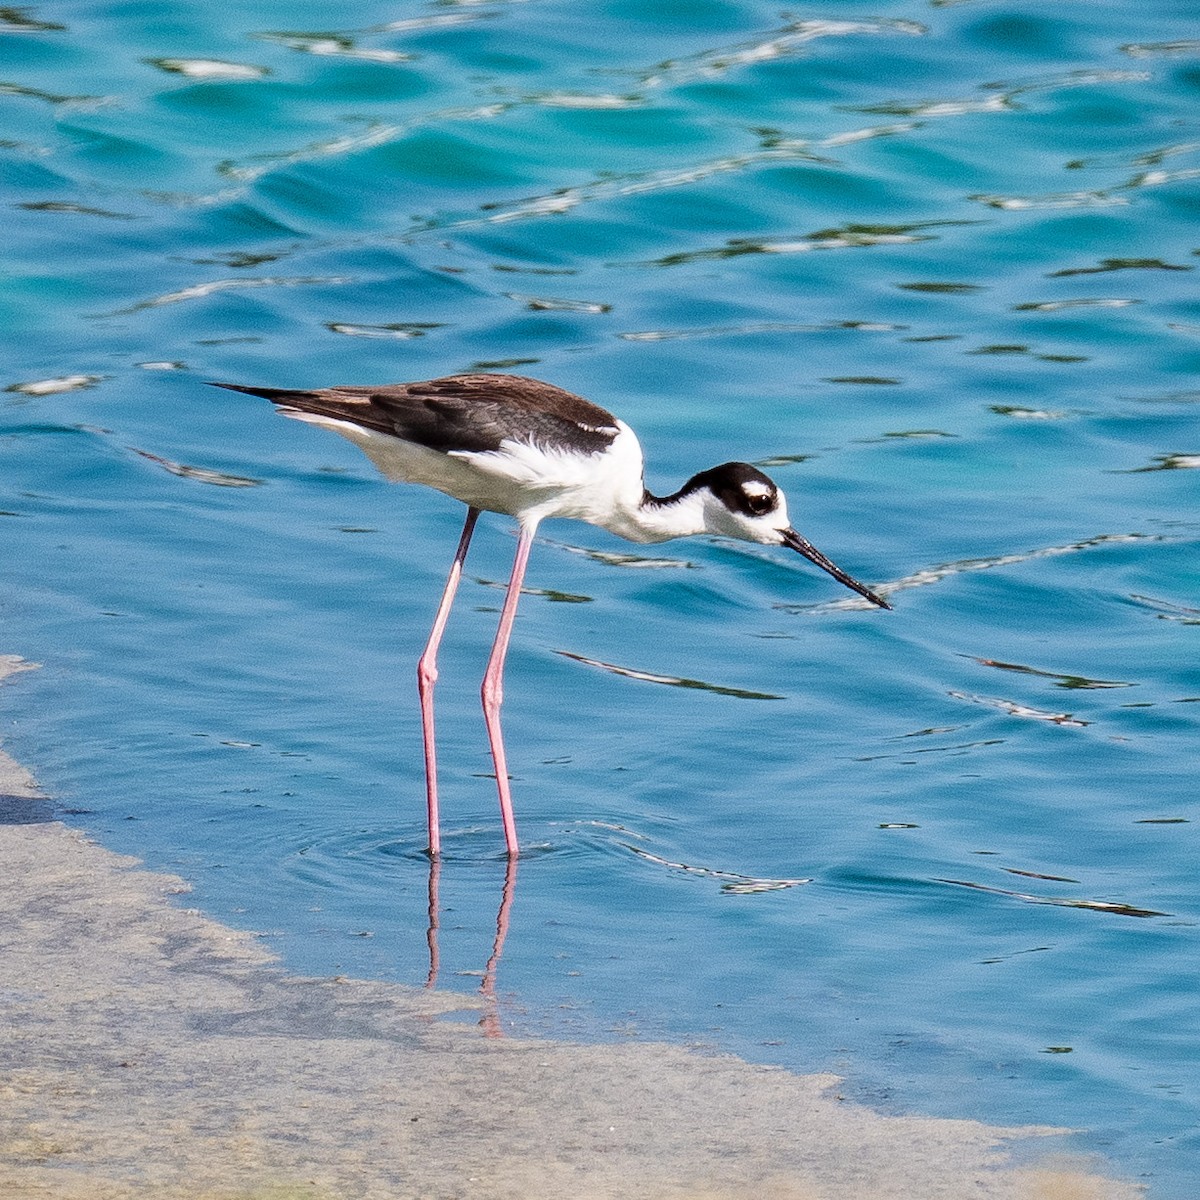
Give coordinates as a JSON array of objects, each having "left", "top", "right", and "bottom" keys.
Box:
[
  {"left": 481, "top": 522, "right": 537, "bottom": 857},
  {"left": 417, "top": 507, "right": 480, "bottom": 858}
]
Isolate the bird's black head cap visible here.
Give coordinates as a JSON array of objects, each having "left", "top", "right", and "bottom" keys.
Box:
[{"left": 682, "top": 461, "right": 781, "bottom": 517}]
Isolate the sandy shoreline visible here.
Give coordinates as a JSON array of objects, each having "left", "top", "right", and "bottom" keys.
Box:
[{"left": 0, "top": 656, "right": 1139, "bottom": 1199}]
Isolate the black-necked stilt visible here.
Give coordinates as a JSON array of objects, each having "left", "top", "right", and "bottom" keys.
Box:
[{"left": 213, "top": 373, "right": 890, "bottom": 858}]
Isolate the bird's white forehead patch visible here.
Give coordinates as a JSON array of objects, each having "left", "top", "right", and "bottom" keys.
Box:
[{"left": 743, "top": 481, "right": 773, "bottom": 499}]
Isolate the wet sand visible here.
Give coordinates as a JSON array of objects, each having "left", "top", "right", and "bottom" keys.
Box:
[{"left": 0, "top": 656, "right": 1139, "bottom": 1200}]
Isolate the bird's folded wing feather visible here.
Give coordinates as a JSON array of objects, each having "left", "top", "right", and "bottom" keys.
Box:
[
  {"left": 368, "top": 375, "right": 621, "bottom": 456},
  {"left": 215, "top": 374, "right": 623, "bottom": 458}
]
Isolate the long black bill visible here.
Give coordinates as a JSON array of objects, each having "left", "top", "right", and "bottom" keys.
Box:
[{"left": 780, "top": 529, "right": 891, "bottom": 609}]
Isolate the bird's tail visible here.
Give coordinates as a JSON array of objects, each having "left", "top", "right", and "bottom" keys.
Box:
[
  {"left": 207, "top": 382, "right": 317, "bottom": 406},
  {"left": 207, "top": 381, "right": 396, "bottom": 436}
]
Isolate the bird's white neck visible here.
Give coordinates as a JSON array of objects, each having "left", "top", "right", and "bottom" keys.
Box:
[{"left": 601, "top": 488, "right": 710, "bottom": 544}]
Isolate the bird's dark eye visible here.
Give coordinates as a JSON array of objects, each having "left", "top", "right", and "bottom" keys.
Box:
[{"left": 743, "top": 489, "right": 774, "bottom": 516}]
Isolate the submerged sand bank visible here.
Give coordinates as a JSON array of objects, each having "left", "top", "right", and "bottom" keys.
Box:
[{"left": 0, "top": 657, "right": 1138, "bottom": 1200}]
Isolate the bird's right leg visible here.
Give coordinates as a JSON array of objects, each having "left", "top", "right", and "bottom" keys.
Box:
[
  {"left": 480, "top": 522, "right": 536, "bottom": 858},
  {"left": 417, "top": 506, "right": 480, "bottom": 858}
]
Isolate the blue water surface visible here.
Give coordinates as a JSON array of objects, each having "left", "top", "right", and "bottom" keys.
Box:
[{"left": 2, "top": 0, "right": 1199, "bottom": 1193}]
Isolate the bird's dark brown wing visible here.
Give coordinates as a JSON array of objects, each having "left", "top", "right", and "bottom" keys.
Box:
[
  {"left": 212, "top": 374, "right": 621, "bottom": 456},
  {"left": 370, "top": 374, "right": 620, "bottom": 455}
]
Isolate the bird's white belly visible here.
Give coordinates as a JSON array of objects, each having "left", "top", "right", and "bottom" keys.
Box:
[{"left": 286, "top": 412, "right": 649, "bottom": 530}]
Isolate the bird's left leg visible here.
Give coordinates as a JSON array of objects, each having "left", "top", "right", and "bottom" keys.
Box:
[
  {"left": 418, "top": 506, "right": 480, "bottom": 858},
  {"left": 480, "top": 521, "right": 536, "bottom": 857}
]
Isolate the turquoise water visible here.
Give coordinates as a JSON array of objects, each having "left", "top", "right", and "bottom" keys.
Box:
[{"left": 3, "top": 0, "right": 1198, "bottom": 1191}]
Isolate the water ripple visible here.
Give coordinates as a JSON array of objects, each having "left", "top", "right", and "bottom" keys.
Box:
[
  {"left": 218, "top": 106, "right": 507, "bottom": 184},
  {"left": 1012, "top": 298, "right": 1139, "bottom": 312},
  {"left": 100, "top": 274, "right": 355, "bottom": 315},
  {"left": 129, "top": 448, "right": 264, "bottom": 488},
  {"left": 435, "top": 117, "right": 940, "bottom": 233},
  {"left": 475, "top": 577, "right": 592, "bottom": 604},
  {"left": 1121, "top": 454, "right": 1200, "bottom": 472},
  {"left": 1127, "top": 595, "right": 1200, "bottom": 624},
  {"left": 502, "top": 90, "right": 644, "bottom": 110},
  {"left": 5, "top": 374, "right": 104, "bottom": 396},
  {"left": 625, "top": 846, "right": 811, "bottom": 894},
  {"left": 18, "top": 200, "right": 139, "bottom": 219},
  {"left": 852, "top": 68, "right": 1149, "bottom": 121},
  {"left": 537, "top": 536, "right": 696, "bottom": 570},
  {"left": 146, "top": 58, "right": 269, "bottom": 81},
  {"left": 971, "top": 190, "right": 1130, "bottom": 211},
  {"left": 779, "top": 533, "right": 1161, "bottom": 613},
  {"left": 988, "top": 406, "right": 1076, "bottom": 420},
  {"left": 458, "top": 151, "right": 791, "bottom": 227},
  {"left": 0, "top": 8, "right": 65, "bottom": 31},
  {"left": 947, "top": 690, "right": 1089, "bottom": 728},
  {"left": 504, "top": 292, "right": 611, "bottom": 314},
  {"left": 326, "top": 321, "right": 445, "bottom": 339},
  {"left": 555, "top": 650, "right": 784, "bottom": 700},
  {"left": 0, "top": 81, "right": 104, "bottom": 106},
  {"left": 632, "top": 221, "right": 977, "bottom": 268},
  {"left": 1049, "top": 257, "right": 1192, "bottom": 276},
  {"left": 632, "top": 18, "right": 927, "bottom": 90},
  {"left": 377, "top": 10, "right": 502, "bottom": 34},
  {"left": 937, "top": 878, "right": 1168, "bottom": 919},
  {"left": 1122, "top": 39, "right": 1200, "bottom": 58},
  {"left": 975, "top": 159, "right": 1200, "bottom": 212},
  {"left": 618, "top": 320, "right": 906, "bottom": 342},
  {"left": 966, "top": 657, "right": 1133, "bottom": 690},
  {"left": 252, "top": 32, "right": 412, "bottom": 64}
]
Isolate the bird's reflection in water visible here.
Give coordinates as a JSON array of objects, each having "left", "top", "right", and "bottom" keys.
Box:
[
  {"left": 424, "top": 853, "right": 518, "bottom": 1039},
  {"left": 424, "top": 855, "right": 441, "bottom": 991}
]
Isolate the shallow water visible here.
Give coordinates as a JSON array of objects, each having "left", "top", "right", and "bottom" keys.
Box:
[{"left": 2, "top": 0, "right": 1198, "bottom": 1193}]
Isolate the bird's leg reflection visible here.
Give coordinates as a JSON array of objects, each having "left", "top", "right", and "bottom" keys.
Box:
[
  {"left": 423, "top": 852, "right": 518, "bottom": 1040},
  {"left": 424, "top": 852, "right": 441, "bottom": 989},
  {"left": 480, "top": 854, "right": 517, "bottom": 1039}
]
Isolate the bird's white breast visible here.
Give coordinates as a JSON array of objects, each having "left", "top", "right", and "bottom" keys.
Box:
[{"left": 453, "top": 420, "right": 648, "bottom": 528}]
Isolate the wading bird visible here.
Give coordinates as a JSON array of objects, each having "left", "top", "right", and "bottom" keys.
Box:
[{"left": 213, "top": 373, "right": 890, "bottom": 858}]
